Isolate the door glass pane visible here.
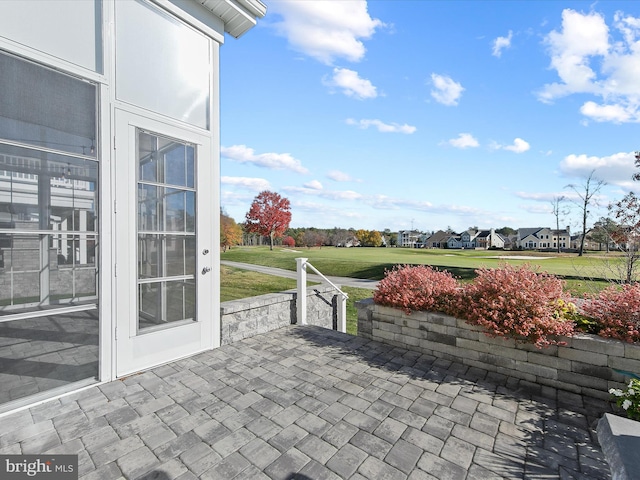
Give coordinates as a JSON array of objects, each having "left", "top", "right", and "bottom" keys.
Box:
[
  {"left": 138, "top": 132, "right": 159, "bottom": 183},
  {"left": 137, "top": 130, "right": 196, "bottom": 332},
  {"left": 186, "top": 146, "right": 195, "bottom": 188},
  {"left": 165, "top": 236, "right": 185, "bottom": 277},
  {"left": 186, "top": 192, "right": 195, "bottom": 233},
  {"left": 165, "top": 144, "right": 186, "bottom": 187},
  {"left": 165, "top": 188, "right": 185, "bottom": 232},
  {"left": 138, "top": 234, "right": 160, "bottom": 279},
  {"left": 138, "top": 185, "right": 161, "bottom": 232}
]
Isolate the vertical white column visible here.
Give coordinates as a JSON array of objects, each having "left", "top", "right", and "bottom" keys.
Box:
[
  {"left": 296, "top": 257, "right": 307, "bottom": 325},
  {"left": 337, "top": 294, "right": 347, "bottom": 333}
]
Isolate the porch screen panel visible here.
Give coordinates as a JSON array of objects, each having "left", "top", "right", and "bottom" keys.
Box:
[
  {"left": 0, "top": 51, "right": 99, "bottom": 408},
  {"left": 0, "top": 53, "right": 97, "bottom": 157},
  {"left": 0, "top": 145, "right": 98, "bottom": 311}
]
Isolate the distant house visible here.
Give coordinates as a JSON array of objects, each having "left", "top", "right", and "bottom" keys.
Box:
[
  {"left": 571, "top": 231, "right": 606, "bottom": 251},
  {"left": 517, "top": 227, "right": 571, "bottom": 250},
  {"left": 443, "top": 228, "right": 505, "bottom": 250},
  {"left": 475, "top": 229, "right": 506, "bottom": 249},
  {"left": 446, "top": 235, "right": 463, "bottom": 249},
  {"left": 398, "top": 230, "right": 421, "bottom": 248},
  {"left": 425, "top": 230, "right": 451, "bottom": 248},
  {"left": 503, "top": 235, "right": 517, "bottom": 250}
]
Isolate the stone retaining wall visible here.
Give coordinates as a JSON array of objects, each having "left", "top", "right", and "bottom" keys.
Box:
[
  {"left": 356, "top": 298, "right": 640, "bottom": 400},
  {"left": 220, "top": 285, "right": 338, "bottom": 345}
]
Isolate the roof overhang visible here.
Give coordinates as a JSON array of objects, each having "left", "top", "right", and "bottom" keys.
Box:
[{"left": 197, "top": 0, "right": 267, "bottom": 38}]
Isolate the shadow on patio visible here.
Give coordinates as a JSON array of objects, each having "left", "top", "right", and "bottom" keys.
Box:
[{"left": 0, "top": 325, "right": 611, "bottom": 479}]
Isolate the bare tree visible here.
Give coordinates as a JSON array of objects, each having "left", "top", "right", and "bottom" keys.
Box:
[
  {"left": 566, "top": 170, "right": 606, "bottom": 256},
  {"left": 550, "top": 195, "right": 566, "bottom": 254},
  {"left": 608, "top": 195, "right": 640, "bottom": 283}
]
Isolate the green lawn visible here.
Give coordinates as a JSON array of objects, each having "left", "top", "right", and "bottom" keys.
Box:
[
  {"left": 222, "top": 246, "right": 620, "bottom": 295},
  {"left": 220, "top": 246, "right": 624, "bottom": 334},
  {"left": 220, "top": 265, "right": 299, "bottom": 302},
  {"left": 220, "top": 264, "right": 369, "bottom": 335}
]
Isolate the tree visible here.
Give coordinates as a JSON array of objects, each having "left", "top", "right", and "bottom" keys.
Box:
[
  {"left": 496, "top": 226, "right": 516, "bottom": 237},
  {"left": 245, "top": 191, "right": 292, "bottom": 251},
  {"left": 566, "top": 170, "right": 605, "bottom": 256},
  {"left": 550, "top": 196, "right": 566, "bottom": 253},
  {"left": 303, "top": 229, "right": 325, "bottom": 248},
  {"left": 588, "top": 217, "right": 618, "bottom": 252},
  {"left": 220, "top": 209, "right": 242, "bottom": 252},
  {"left": 608, "top": 194, "right": 640, "bottom": 283},
  {"left": 598, "top": 151, "right": 640, "bottom": 283},
  {"left": 356, "top": 229, "right": 382, "bottom": 247}
]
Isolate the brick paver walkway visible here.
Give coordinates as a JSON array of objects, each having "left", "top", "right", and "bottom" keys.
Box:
[{"left": 0, "top": 326, "right": 612, "bottom": 479}]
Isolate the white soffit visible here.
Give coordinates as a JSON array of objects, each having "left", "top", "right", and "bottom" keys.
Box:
[{"left": 198, "top": 0, "right": 266, "bottom": 38}]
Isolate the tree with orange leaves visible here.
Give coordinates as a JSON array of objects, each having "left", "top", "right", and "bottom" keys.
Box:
[{"left": 245, "top": 191, "right": 292, "bottom": 250}]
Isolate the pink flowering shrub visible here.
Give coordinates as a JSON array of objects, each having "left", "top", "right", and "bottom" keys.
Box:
[
  {"left": 373, "top": 265, "right": 458, "bottom": 314},
  {"left": 453, "top": 264, "right": 575, "bottom": 348},
  {"left": 581, "top": 284, "right": 640, "bottom": 343}
]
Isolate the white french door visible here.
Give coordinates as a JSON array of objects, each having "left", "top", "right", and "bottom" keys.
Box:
[{"left": 114, "top": 110, "right": 214, "bottom": 376}]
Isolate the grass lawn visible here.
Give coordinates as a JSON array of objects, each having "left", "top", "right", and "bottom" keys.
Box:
[
  {"left": 220, "top": 265, "right": 371, "bottom": 335},
  {"left": 220, "top": 265, "right": 300, "bottom": 302},
  {"left": 220, "top": 246, "right": 626, "bottom": 334},
  {"left": 222, "top": 246, "right": 620, "bottom": 295},
  {"left": 343, "top": 286, "right": 374, "bottom": 335}
]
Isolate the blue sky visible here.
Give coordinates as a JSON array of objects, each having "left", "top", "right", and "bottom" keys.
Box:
[{"left": 219, "top": 1, "right": 640, "bottom": 233}]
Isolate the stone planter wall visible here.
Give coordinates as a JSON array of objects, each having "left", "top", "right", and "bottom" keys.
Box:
[
  {"left": 356, "top": 298, "right": 640, "bottom": 400},
  {"left": 220, "top": 285, "right": 338, "bottom": 345}
]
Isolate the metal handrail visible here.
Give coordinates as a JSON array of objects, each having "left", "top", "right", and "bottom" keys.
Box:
[
  {"left": 304, "top": 262, "right": 348, "bottom": 299},
  {"left": 296, "top": 257, "right": 347, "bottom": 333}
]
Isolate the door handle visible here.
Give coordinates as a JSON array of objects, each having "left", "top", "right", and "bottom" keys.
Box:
[{"left": 202, "top": 266, "right": 211, "bottom": 275}]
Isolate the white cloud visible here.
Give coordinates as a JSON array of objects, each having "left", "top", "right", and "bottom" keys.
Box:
[
  {"left": 447, "top": 133, "right": 479, "bottom": 149},
  {"left": 492, "top": 138, "right": 530, "bottom": 153},
  {"left": 492, "top": 30, "right": 513, "bottom": 57},
  {"left": 520, "top": 203, "right": 556, "bottom": 214},
  {"left": 539, "top": 9, "right": 640, "bottom": 123},
  {"left": 304, "top": 180, "right": 323, "bottom": 190},
  {"left": 504, "top": 138, "right": 530, "bottom": 153},
  {"left": 367, "top": 195, "right": 485, "bottom": 217},
  {"left": 515, "top": 191, "right": 580, "bottom": 202},
  {"left": 369, "top": 195, "right": 434, "bottom": 211},
  {"left": 269, "top": 1, "right": 384, "bottom": 64},
  {"left": 221, "top": 176, "right": 271, "bottom": 191},
  {"left": 430, "top": 73, "right": 464, "bottom": 106},
  {"left": 579, "top": 101, "right": 635, "bottom": 123},
  {"left": 559, "top": 151, "right": 636, "bottom": 187},
  {"left": 284, "top": 185, "right": 363, "bottom": 201},
  {"left": 327, "top": 170, "right": 355, "bottom": 182},
  {"left": 221, "top": 145, "right": 308, "bottom": 174},
  {"left": 323, "top": 68, "right": 378, "bottom": 99},
  {"left": 346, "top": 118, "right": 416, "bottom": 134}
]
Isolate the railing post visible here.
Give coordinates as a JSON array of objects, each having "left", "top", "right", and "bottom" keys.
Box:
[
  {"left": 296, "top": 257, "right": 307, "bottom": 325},
  {"left": 337, "top": 294, "right": 346, "bottom": 333}
]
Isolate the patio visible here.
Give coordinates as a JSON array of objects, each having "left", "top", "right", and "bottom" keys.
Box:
[{"left": 0, "top": 325, "right": 612, "bottom": 479}]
